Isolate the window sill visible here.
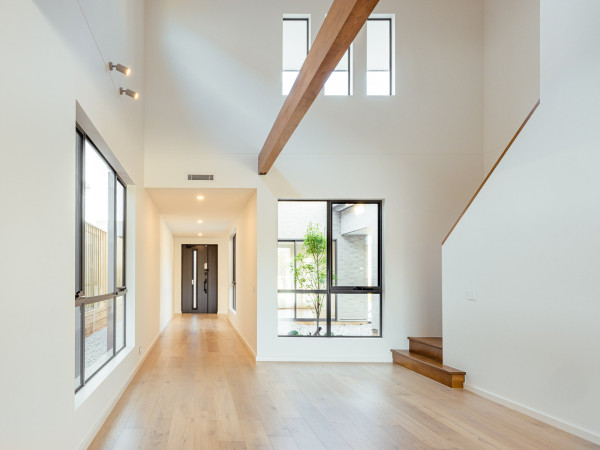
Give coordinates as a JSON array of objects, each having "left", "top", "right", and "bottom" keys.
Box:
[{"left": 74, "top": 346, "right": 132, "bottom": 410}]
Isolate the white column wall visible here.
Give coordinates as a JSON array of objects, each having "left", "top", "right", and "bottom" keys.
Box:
[{"left": 0, "top": 1, "right": 171, "bottom": 448}]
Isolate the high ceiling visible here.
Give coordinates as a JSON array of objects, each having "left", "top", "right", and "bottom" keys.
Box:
[{"left": 146, "top": 188, "right": 255, "bottom": 238}]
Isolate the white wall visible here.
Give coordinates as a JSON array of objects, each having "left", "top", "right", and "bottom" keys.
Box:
[
  {"left": 173, "top": 237, "right": 229, "bottom": 315},
  {"left": 443, "top": 1, "right": 600, "bottom": 444},
  {"left": 227, "top": 192, "right": 258, "bottom": 356},
  {"left": 483, "top": 0, "right": 540, "bottom": 173},
  {"left": 144, "top": 0, "right": 486, "bottom": 361},
  {"left": 0, "top": 1, "right": 168, "bottom": 448},
  {"left": 160, "top": 217, "right": 175, "bottom": 330}
]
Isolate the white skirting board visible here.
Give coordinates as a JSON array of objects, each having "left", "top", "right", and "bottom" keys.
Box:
[
  {"left": 465, "top": 383, "right": 600, "bottom": 446},
  {"left": 227, "top": 316, "right": 257, "bottom": 359}
]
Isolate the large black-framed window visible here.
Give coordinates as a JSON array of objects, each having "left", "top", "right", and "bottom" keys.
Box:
[
  {"left": 277, "top": 200, "right": 382, "bottom": 337},
  {"left": 75, "top": 125, "right": 127, "bottom": 392}
]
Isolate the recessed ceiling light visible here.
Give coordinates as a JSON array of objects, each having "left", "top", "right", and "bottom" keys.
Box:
[
  {"left": 197, "top": 219, "right": 203, "bottom": 224},
  {"left": 197, "top": 233, "right": 203, "bottom": 236},
  {"left": 196, "top": 195, "right": 204, "bottom": 200}
]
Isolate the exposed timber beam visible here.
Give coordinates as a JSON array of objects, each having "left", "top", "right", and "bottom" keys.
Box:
[{"left": 258, "top": 0, "right": 379, "bottom": 175}]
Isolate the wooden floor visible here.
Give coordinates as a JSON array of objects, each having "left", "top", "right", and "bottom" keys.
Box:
[{"left": 90, "top": 315, "right": 597, "bottom": 450}]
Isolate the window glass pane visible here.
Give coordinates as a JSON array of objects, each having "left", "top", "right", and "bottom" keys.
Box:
[
  {"left": 116, "top": 181, "right": 125, "bottom": 288},
  {"left": 325, "top": 48, "right": 350, "bottom": 95},
  {"left": 85, "top": 299, "right": 114, "bottom": 379},
  {"left": 84, "top": 142, "right": 113, "bottom": 296},
  {"left": 278, "top": 201, "right": 327, "bottom": 241},
  {"left": 367, "top": 71, "right": 391, "bottom": 96},
  {"left": 278, "top": 242, "right": 295, "bottom": 289},
  {"left": 278, "top": 293, "right": 327, "bottom": 336},
  {"left": 116, "top": 296, "right": 125, "bottom": 352},
  {"left": 367, "top": 19, "right": 392, "bottom": 95},
  {"left": 367, "top": 20, "right": 390, "bottom": 71},
  {"left": 332, "top": 203, "right": 379, "bottom": 287},
  {"left": 282, "top": 71, "right": 299, "bottom": 96},
  {"left": 278, "top": 293, "right": 295, "bottom": 320},
  {"left": 278, "top": 202, "right": 327, "bottom": 336},
  {"left": 282, "top": 19, "right": 308, "bottom": 71},
  {"left": 75, "top": 306, "right": 82, "bottom": 389},
  {"left": 332, "top": 294, "right": 380, "bottom": 336},
  {"left": 324, "top": 71, "right": 349, "bottom": 96}
]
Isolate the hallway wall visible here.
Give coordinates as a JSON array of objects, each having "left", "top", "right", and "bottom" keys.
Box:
[
  {"left": 227, "top": 192, "right": 258, "bottom": 355},
  {"left": 443, "top": 0, "right": 600, "bottom": 443}
]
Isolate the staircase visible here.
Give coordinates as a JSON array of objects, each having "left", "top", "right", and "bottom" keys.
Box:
[{"left": 391, "top": 337, "right": 466, "bottom": 388}]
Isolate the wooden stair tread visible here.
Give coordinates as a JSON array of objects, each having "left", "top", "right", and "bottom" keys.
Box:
[
  {"left": 391, "top": 350, "right": 465, "bottom": 375},
  {"left": 407, "top": 337, "right": 442, "bottom": 349}
]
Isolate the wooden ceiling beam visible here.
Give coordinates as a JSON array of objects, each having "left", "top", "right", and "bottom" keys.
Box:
[{"left": 258, "top": 0, "right": 379, "bottom": 175}]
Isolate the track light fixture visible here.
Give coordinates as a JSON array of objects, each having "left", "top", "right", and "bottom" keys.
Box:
[
  {"left": 109, "top": 62, "right": 131, "bottom": 77},
  {"left": 120, "top": 88, "right": 139, "bottom": 100}
]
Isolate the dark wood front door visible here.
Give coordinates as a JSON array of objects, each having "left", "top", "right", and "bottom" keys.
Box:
[{"left": 181, "top": 244, "right": 218, "bottom": 313}]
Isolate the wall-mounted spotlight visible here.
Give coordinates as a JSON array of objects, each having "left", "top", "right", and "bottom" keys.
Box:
[
  {"left": 120, "top": 88, "right": 139, "bottom": 100},
  {"left": 109, "top": 62, "right": 131, "bottom": 77}
]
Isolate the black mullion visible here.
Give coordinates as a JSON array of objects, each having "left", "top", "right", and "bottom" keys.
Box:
[
  {"left": 378, "top": 201, "right": 383, "bottom": 336},
  {"left": 348, "top": 46, "right": 352, "bottom": 95},
  {"left": 121, "top": 179, "right": 127, "bottom": 348},
  {"left": 80, "top": 132, "right": 86, "bottom": 385},
  {"left": 293, "top": 241, "right": 297, "bottom": 319},
  {"left": 326, "top": 201, "right": 332, "bottom": 337},
  {"left": 113, "top": 177, "right": 117, "bottom": 357},
  {"left": 388, "top": 18, "right": 392, "bottom": 95}
]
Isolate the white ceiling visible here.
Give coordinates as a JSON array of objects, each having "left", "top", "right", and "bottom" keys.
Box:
[{"left": 146, "top": 188, "right": 255, "bottom": 238}]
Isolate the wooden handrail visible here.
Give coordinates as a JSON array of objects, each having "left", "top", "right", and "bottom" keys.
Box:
[{"left": 442, "top": 99, "right": 540, "bottom": 245}]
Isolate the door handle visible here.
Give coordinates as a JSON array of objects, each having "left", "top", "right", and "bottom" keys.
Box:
[{"left": 204, "top": 279, "right": 208, "bottom": 294}]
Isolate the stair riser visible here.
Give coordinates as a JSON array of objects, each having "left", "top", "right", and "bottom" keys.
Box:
[
  {"left": 392, "top": 352, "right": 464, "bottom": 389},
  {"left": 409, "top": 340, "right": 443, "bottom": 363}
]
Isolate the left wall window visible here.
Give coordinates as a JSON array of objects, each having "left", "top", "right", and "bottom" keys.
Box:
[{"left": 75, "top": 126, "right": 127, "bottom": 392}]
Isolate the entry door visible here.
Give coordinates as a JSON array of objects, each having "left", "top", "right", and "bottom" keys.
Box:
[{"left": 181, "top": 244, "right": 218, "bottom": 313}]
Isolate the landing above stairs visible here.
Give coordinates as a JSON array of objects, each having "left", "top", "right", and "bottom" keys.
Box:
[{"left": 391, "top": 337, "right": 466, "bottom": 388}]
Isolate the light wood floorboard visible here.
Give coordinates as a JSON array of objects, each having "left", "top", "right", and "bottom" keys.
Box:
[{"left": 90, "top": 315, "right": 597, "bottom": 450}]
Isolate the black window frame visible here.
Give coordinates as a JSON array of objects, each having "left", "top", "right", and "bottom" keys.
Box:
[
  {"left": 277, "top": 200, "right": 383, "bottom": 338},
  {"left": 75, "top": 125, "right": 127, "bottom": 393},
  {"left": 367, "top": 17, "right": 393, "bottom": 96}
]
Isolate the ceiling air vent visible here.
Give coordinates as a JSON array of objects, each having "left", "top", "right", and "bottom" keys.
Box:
[{"left": 187, "top": 174, "right": 214, "bottom": 181}]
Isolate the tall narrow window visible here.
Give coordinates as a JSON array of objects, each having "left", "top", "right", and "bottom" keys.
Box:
[
  {"left": 278, "top": 201, "right": 382, "bottom": 337},
  {"left": 76, "top": 126, "right": 127, "bottom": 392},
  {"left": 367, "top": 17, "right": 394, "bottom": 96},
  {"left": 324, "top": 47, "right": 352, "bottom": 96},
  {"left": 232, "top": 233, "right": 237, "bottom": 311},
  {"left": 282, "top": 17, "right": 310, "bottom": 95}
]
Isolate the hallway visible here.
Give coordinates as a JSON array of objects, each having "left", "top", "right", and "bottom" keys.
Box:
[{"left": 89, "top": 315, "right": 594, "bottom": 449}]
